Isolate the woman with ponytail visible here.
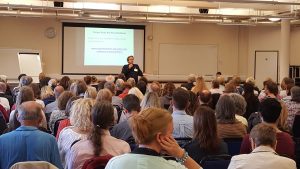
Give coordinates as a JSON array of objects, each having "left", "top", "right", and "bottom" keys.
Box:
[
  {"left": 105, "top": 107, "right": 202, "bottom": 169},
  {"left": 67, "top": 101, "right": 130, "bottom": 169}
]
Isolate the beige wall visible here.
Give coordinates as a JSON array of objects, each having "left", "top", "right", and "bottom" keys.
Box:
[{"left": 1, "top": 16, "right": 299, "bottom": 80}]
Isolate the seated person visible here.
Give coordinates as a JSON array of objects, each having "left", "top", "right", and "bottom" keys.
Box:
[
  {"left": 0, "top": 101, "right": 62, "bottom": 169},
  {"left": 67, "top": 101, "right": 130, "bottom": 169},
  {"left": 240, "top": 98, "right": 295, "bottom": 159},
  {"left": 228, "top": 123, "right": 296, "bottom": 169},
  {"left": 105, "top": 107, "right": 202, "bottom": 169},
  {"left": 216, "top": 95, "right": 247, "bottom": 138},
  {"left": 172, "top": 88, "right": 193, "bottom": 138},
  {"left": 184, "top": 106, "right": 228, "bottom": 162},
  {"left": 110, "top": 94, "right": 140, "bottom": 143}
]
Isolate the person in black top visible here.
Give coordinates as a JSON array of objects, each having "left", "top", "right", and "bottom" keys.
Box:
[{"left": 121, "top": 56, "right": 143, "bottom": 83}]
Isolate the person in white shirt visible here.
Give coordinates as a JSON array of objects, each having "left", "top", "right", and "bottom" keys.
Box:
[
  {"left": 209, "top": 80, "right": 223, "bottom": 95},
  {"left": 228, "top": 123, "right": 296, "bottom": 169}
]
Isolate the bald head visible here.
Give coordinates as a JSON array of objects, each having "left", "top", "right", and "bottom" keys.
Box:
[
  {"left": 0, "top": 82, "right": 6, "bottom": 92},
  {"left": 17, "top": 101, "right": 42, "bottom": 126},
  {"left": 54, "top": 85, "right": 64, "bottom": 98}
]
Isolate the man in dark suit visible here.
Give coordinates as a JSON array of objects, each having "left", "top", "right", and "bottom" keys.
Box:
[{"left": 121, "top": 55, "right": 143, "bottom": 83}]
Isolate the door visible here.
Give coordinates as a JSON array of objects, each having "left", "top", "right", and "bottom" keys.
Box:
[{"left": 254, "top": 51, "right": 278, "bottom": 90}]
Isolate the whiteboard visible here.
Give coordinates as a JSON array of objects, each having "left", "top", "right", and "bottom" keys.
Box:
[
  {"left": 18, "top": 53, "right": 42, "bottom": 82},
  {"left": 0, "top": 48, "right": 41, "bottom": 81},
  {"left": 158, "top": 44, "right": 218, "bottom": 76}
]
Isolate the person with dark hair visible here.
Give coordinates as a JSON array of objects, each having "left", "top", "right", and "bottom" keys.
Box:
[
  {"left": 240, "top": 98, "right": 295, "bottom": 159},
  {"left": 229, "top": 124, "right": 296, "bottom": 169},
  {"left": 210, "top": 79, "right": 223, "bottom": 94},
  {"left": 83, "top": 75, "right": 92, "bottom": 86},
  {"left": 39, "top": 76, "right": 51, "bottom": 89},
  {"left": 67, "top": 101, "right": 130, "bottom": 169},
  {"left": 111, "top": 94, "right": 141, "bottom": 142},
  {"left": 199, "top": 90, "right": 211, "bottom": 106},
  {"left": 216, "top": 72, "right": 222, "bottom": 77},
  {"left": 121, "top": 56, "right": 143, "bottom": 83},
  {"left": 216, "top": 95, "right": 247, "bottom": 138},
  {"left": 59, "top": 76, "right": 71, "bottom": 90},
  {"left": 136, "top": 80, "right": 147, "bottom": 95},
  {"left": 0, "top": 101, "right": 63, "bottom": 169},
  {"left": 186, "top": 91, "right": 199, "bottom": 116},
  {"left": 243, "top": 82, "right": 259, "bottom": 119},
  {"left": 160, "top": 82, "right": 176, "bottom": 110},
  {"left": 184, "top": 106, "right": 228, "bottom": 162},
  {"left": 172, "top": 88, "right": 193, "bottom": 138}
]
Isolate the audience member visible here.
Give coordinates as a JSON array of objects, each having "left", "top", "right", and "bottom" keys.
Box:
[
  {"left": 140, "top": 92, "right": 161, "bottom": 110},
  {"left": 83, "top": 75, "right": 92, "bottom": 86},
  {"left": 0, "top": 101, "right": 63, "bottom": 169},
  {"left": 242, "top": 82, "right": 259, "bottom": 119},
  {"left": 184, "top": 106, "right": 228, "bottom": 162},
  {"left": 41, "top": 85, "right": 55, "bottom": 106},
  {"left": 186, "top": 91, "right": 199, "bottom": 116},
  {"left": 0, "top": 82, "right": 13, "bottom": 109},
  {"left": 67, "top": 101, "right": 130, "bottom": 169},
  {"left": 199, "top": 90, "right": 211, "bottom": 106},
  {"left": 45, "top": 85, "right": 64, "bottom": 114},
  {"left": 118, "top": 82, "right": 132, "bottom": 99},
  {"left": 172, "top": 88, "right": 193, "bottom": 138},
  {"left": 280, "top": 77, "right": 295, "bottom": 99},
  {"left": 230, "top": 93, "right": 248, "bottom": 127},
  {"left": 216, "top": 76, "right": 225, "bottom": 92},
  {"left": 285, "top": 86, "right": 300, "bottom": 131},
  {"left": 104, "top": 81, "right": 123, "bottom": 108},
  {"left": 84, "top": 86, "right": 97, "bottom": 99},
  {"left": 240, "top": 98, "right": 295, "bottom": 159},
  {"left": 209, "top": 80, "right": 223, "bottom": 94},
  {"left": 215, "top": 95, "right": 247, "bottom": 138},
  {"left": 49, "top": 91, "right": 74, "bottom": 132},
  {"left": 105, "top": 107, "right": 201, "bottom": 169},
  {"left": 73, "top": 80, "right": 88, "bottom": 97},
  {"left": 191, "top": 76, "right": 208, "bottom": 95},
  {"left": 59, "top": 76, "right": 71, "bottom": 90},
  {"left": 115, "top": 78, "right": 125, "bottom": 96},
  {"left": 136, "top": 80, "right": 147, "bottom": 95},
  {"left": 29, "top": 83, "right": 45, "bottom": 108},
  {"left": 149, "top": 81, "right": 161, "bottom": 94},
  {"left": 56, "top": 96, "right": 79, "bottom": 139},
  {"left": 111, "top": 94, "right": 140, "bottom": 143},
  {"left": 96, "top": 89, "right": 118, "bottom": 124},
  {"left": 160, "top": 82, "right": 175, "bottom": 110},
  {"left": 58, "top": 98, "right": 95, "bottom": 168},
  {"left": 181, "top": 74, "right": 196, "bottom": 91},
  {"left": 229, "top": 123, "right": 296, "bottom": 169}
]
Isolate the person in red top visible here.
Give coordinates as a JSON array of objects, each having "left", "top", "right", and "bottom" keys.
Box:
[{"left": 240, "top": 98, "right": 295, "bottom": 159}]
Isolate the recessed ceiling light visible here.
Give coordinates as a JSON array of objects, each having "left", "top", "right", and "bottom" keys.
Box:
[{"left": 268, "top": 18, "right": 281, "bottom": 22}]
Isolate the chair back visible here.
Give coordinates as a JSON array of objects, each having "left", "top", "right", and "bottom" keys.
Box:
[
  {"left": 200, "top": 154, "right": 231, "bottom": 169},
  {"left": 10, "top": 161, "right": 58, "bottom": 169},
  {"left": 223, "top": 138, "right": 243, "bottom": 156},
  {"left": 175, "top": 137, "right": 192, "bottom": 147},
  {"left": 82, "top": 155, "right": 113, "bottom": 169},
  {"left": 53, "top": 119, "right": 64, "bottom": 137}
]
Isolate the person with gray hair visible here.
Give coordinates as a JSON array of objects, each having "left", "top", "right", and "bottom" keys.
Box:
[
  {"left": 229, "top": 93, "right": 248, "bottom": 127},
  {"left": 0, "top": 101, "right": 63, "bottom": 169},
  {"left": 12, "top": 75, "right": 33, "bottom": 101},
  {"left": 228, "top": 123, "right": 296, "bottom": 169},
  {"left": 285, "top": 86, "right": 300, "bottom": 131},
  {"left": 216, "top": 95, "right": 247, "bottom": 138}
]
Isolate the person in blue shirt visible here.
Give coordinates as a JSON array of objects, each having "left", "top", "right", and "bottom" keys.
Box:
[
  {"left": 121, "top": 55, "right": 143, "bottom": 83},
  {"left": 0, "top": 101, "right": 63, "bottom": 169}
]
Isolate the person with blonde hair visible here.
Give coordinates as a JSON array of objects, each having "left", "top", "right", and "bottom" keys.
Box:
[
  {"left": 84, "top": 87, "right": 97, "bottom": 99},
  {"left": 191, "top": 76, "right": 208, "bottom": 95},
  {"left": 40, "top": 85, "right": 55, "bottom": 105},
  {"left": 140, "top": 92, "right": 161, "bottom": 110},
  {"left": 58, "top": 98, "right": 95, "bottom": 168},
  {"left": 105, "top": 107, "right": 202, "bottom": 169}
]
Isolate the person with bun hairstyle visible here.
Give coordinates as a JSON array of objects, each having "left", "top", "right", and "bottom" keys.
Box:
[
  {"left": 105, "top": 107, "right": 202, "bottom": 169},
  {"left": 67, "top": 101, "right": 130, "bottom": 169}
]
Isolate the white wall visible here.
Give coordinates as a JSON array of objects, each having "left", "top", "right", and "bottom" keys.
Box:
[{"left": 0, "top": 16, "right": 299, "bottom": 81}]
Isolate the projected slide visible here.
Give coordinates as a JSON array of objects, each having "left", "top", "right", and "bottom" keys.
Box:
[{"left": 84, "top": 28, "right": 134, "bottom": 66}]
